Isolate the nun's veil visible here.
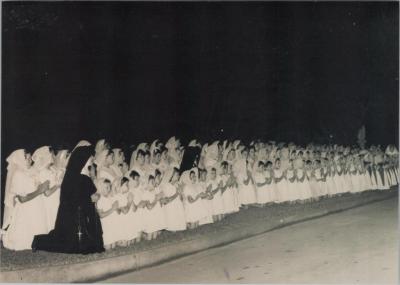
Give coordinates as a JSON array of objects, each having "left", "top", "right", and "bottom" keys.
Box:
[{"left": 59, "top": 145, "right": 95, "bottom": 202}]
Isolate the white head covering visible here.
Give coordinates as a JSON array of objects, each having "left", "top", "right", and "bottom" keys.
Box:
[
  {"left": 32, "top": 146, "right": 53, "bottom": 171},
  {"left": 165, "top": 136, "right": 177, "bottom": 151},
  {"left": 2, "top": 149, "right": 27, "bottom": 230},
  {"left": 129, "top": 143, "right": 146, "bottom": 170},
  {"left": 233, "top": 140, "right": 241, "bottom": 149}
]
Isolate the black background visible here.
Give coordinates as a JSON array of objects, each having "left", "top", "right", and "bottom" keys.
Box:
[{"left": 2, "top": 2, "right": 398, "bottom": 201}]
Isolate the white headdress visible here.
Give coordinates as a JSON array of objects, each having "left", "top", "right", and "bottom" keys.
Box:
[
  {"left": 2, "top": 149, "right": 27, "bottom": 230},
  {"left": 32, "top": 146, "right": 53, "bottom": 171}
]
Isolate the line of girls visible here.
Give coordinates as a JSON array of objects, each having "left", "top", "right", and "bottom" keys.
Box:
[{"left": 1, "top": 138, "right": 398, "bottom": 251}]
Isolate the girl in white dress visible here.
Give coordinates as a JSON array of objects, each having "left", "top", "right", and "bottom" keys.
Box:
[
  {"left": 235, "top": 150, "right": 257, "bottom": 208},
  {"left": 286, "top": 159, "right": 298, "bottom": 203},
  {"left": 220, "top": 161, "right": 236, "bottom": 215},
  {"left": 343, "top": 157, "right": 354, "bottom": 193},
  {"left": 113, "top": 177, "right": 132, "bottom": 247},
  {"left": 32, "top": 146, "right": 61, "bottom": 232},
  {"left": 227, "top": 163, "right": 240, "bottom": 213},
  {"left": 142, "top": 175, "right": 166, "bottom": 240},
  {"left": 254, "top": 161, "right": 271, "bottom": 206},
  {"left": 3, "top": 150, "right": 50, "bottom": 251},
  {"left": 296, "top": 161, "right": 312, "bottom": 202},
  {"left": 349, "top": 158, "right": 361, "bottom": 193},
  {"left": 206, "top": 167, "right": 225, "bottom": 222},
  {"left": 263, "top": 161, "right": 275, "bottom": 204},
  {"left": 160, "top": 168, "right": 187, "bottom": 231},
  {"left": 273, "top": 158, "right": 289, "bottom": 203},
  {"left": 198, "top": 169, "right": 214, "bottom": 226},
  {"left": 181, "top": 169, "right": 208, "bottom": 229},
  {"left": 305, "top": 160, "right": 319, "bottom": 201},
  {"left": 97, "top": 149, "right": 118, "bottom": 184},
  {"left": 314, "top": 160, "right": 328, "bottom": 198},
  {"left": 110, "top": 148, "right": 129, "bottom": 178},
  {"left": 96, "top": 179, "right": 119, "bottom": 250},
  {"left": 334, "top": 159, "right": 346, "bottom": 195},
  {"left": 127, "top": 171, "right": 143, "bottom": 244},
  {"left": 130, "top": 150, "right": 149, "bottom": 185}
]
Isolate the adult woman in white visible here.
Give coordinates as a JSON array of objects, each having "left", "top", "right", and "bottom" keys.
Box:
[
  {"left": 3, "top": 149, "right": 49, "bottom": 250},
  {"left": 32, "top": 146, "right": 61, "bottom": 232}
]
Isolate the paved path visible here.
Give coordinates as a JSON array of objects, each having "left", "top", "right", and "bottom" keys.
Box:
[{"left": 102, "top": 197, "right": 398, "bottom": 284}]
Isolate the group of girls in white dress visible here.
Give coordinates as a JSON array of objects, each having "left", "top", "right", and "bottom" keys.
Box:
[{"left": 2, "top": 137, "right": 399, "bottom": 251}]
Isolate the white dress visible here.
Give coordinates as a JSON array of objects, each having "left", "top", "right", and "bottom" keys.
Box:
[
  {"left": 141, "top": 188, "right": 166, "bottom": 233},
  {"left": 161, "top": 182, "right": 187, "bottom": 231},
  {"left": 325, "top": 168, "right": 337, "bottom": 196},
  {"left": 114, "top": 192, "right": 131, "bottom": 241},
  {"left": 274, "top": 169, "right": 289, "bottom": 202},
  {"left": 286, "top": 169, "right": 297, "bottom": 201},
  {"left": 129, "top": 186, "right": 145, "bottom": 238},
  {"left": 254, "top": 171, "right": 270, "bottom": 204},
  {"left": 183, "top": 183, "right": 209, "bottom": 223},
  {"left": 97, "top": 194, "right": 119, "bottom": 246},
  {"left": 237, "top": 173, "right": 257, "bottom": 206},
  {"left": 3, "top": 170, "right": 48, "bottom": 251},
  {"left": 37, "top": 167, "right": 60, "bottom": 232},
  {"left": 220, "top": 175, "right": 237, "bottom": 214},
  {"left": 209, "top": 179, "right": 225, "bottom": 216},
  {"left": 197, "top": 182, "right": 214, "bottom": 225},
  {"left": 297, "top": 169, "right": 312, "bottom": 200}
]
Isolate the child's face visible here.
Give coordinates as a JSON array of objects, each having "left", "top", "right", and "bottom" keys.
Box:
[
  {"left": 201, "top": 172, "right": 207, "bottom": 182},
  {"left": 155, "top": 174, "right": 161, "bottom": 185},
  {"left": 210, "top": 169, "right": 217, "bottom": 180},
  {"left": 25, "top": 153, "right": 33, "bottom": 168},
  {"left": 154, "top": 153, "right": 161, "bottom": 164},
  {"left": 121, "top": 182, "right": 129, "bottom": 193},
  {"left": 132, "top": 176, "right": 140, "bottom": 187},
  {"left": 106, "top": 153, "right": 114, "bottom": 166},
  {"left": 190, "top": 172, "right": 197, "bottom": 183},
  {"left": 104, "top": 182, "right": 112, "bottom": 196},
  {"left": 137, "top": 154, "right": 145, "bottom": 165},
  {"left": 171, "top": 171, "right": 180, "bottom": 183}
]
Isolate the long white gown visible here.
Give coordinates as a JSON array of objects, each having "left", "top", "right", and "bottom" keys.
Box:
[
  {"left": 37, "top": 167, "right": 60, "bottom": 232},
  {"left": 161, "top": 182, "right": 187, "bottom": 231},
  {"left": 3, "top": 170, "right": 48, "bottom": 251},
  {"left": 97, "top": 194, "right": 119, "bottom": 246}
]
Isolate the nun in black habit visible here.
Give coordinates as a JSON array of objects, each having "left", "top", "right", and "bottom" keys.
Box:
[{"left": 32, "top": 143, "right": 105, "bottom": 254}]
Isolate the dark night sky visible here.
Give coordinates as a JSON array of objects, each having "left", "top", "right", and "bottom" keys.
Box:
[{"left": 2, "top": 1, "right": 398, "bottom": 157}]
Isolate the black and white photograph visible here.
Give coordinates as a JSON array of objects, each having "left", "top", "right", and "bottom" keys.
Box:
[{"left": 0, "top": 1, "right": 398, "bottom": 283}]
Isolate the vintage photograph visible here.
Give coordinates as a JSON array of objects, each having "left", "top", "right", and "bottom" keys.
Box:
[{"left": 1, "top": 1, "right": 398, "bottom": 283}]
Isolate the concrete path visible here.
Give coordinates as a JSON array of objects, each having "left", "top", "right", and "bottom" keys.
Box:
[{"left": 102, "top": 197, "right": 398, "bottom": 284}]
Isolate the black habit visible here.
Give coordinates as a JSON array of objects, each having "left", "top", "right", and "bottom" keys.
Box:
[{"left": 32, "top": 145, "right": 104, "bottom": 254}]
